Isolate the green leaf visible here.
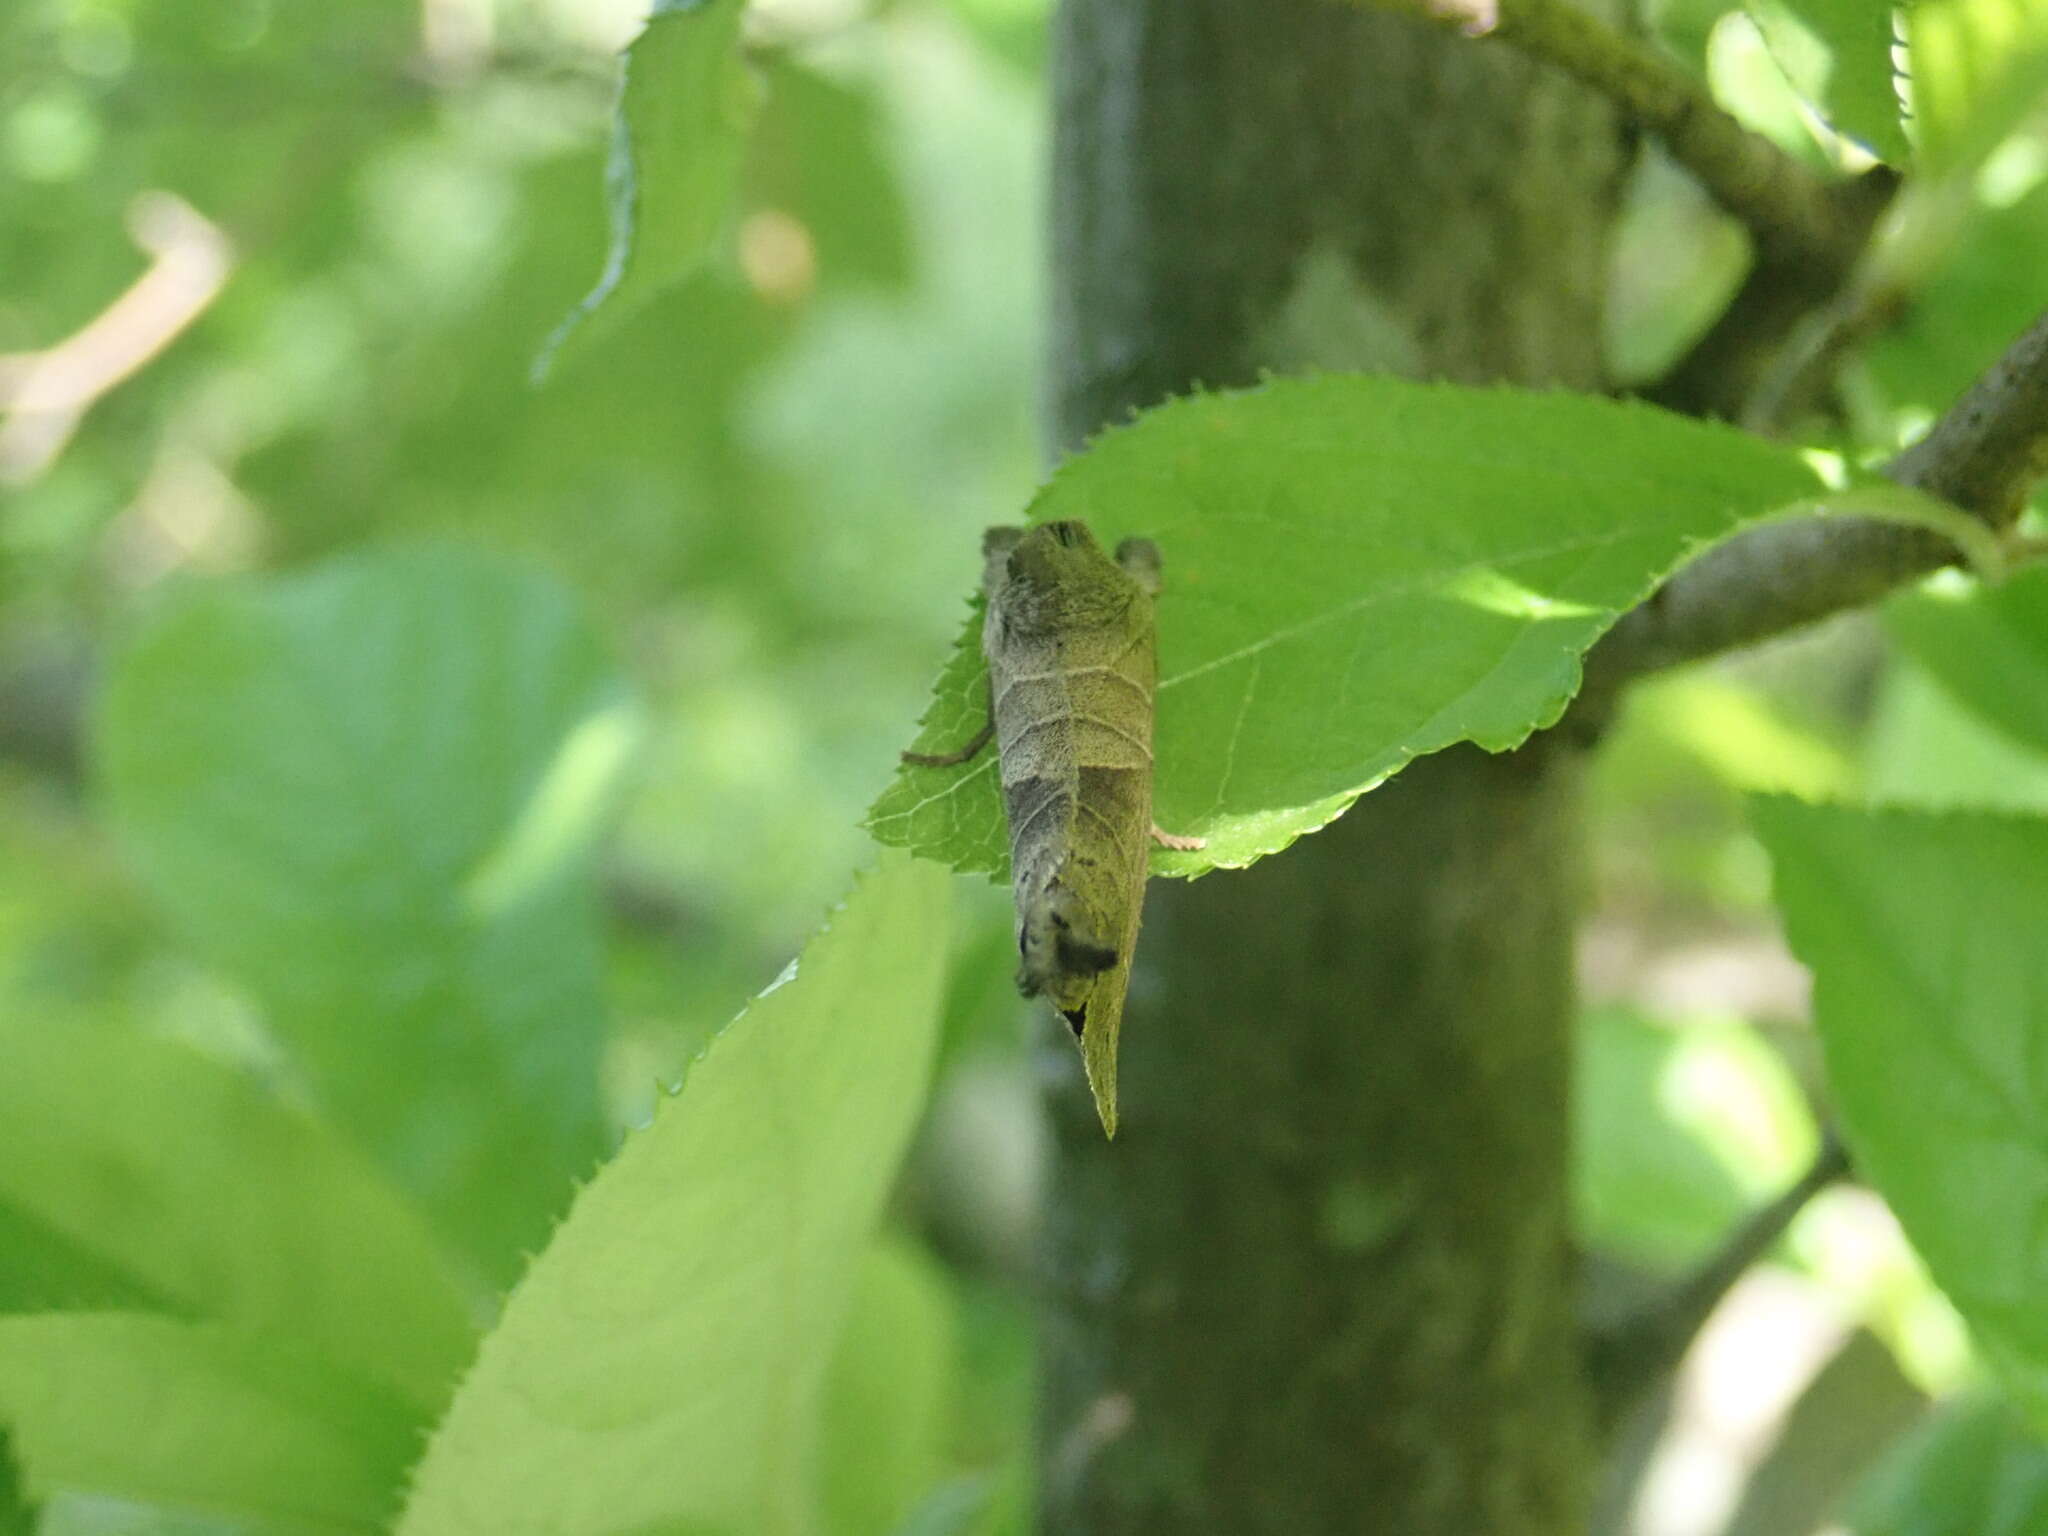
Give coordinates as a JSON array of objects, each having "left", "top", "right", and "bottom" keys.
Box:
[
  {"left": 820, "top": 1244, "right": 956, "bottom": 1536},
  {"left": 750, "top": 58, "right": 913, "bottom": 294},
  {"left": 0, "top": 1315, "right": 419, "bottom": 1534},
  {"left": 1907, "top": 0, "right": 2048, "bottom": 172},
  {"left": 539, "top": 0, "right": 763, "bottom": 376},
  {"left": 1847, "top": 1395, "right": 2048, "bottom": 1535},
  {"left": 1864, "top": 656, "right": 2048, "bottom": 811},
  {"left": 1887, "top": 569, "right": 2048, "bottom": 759},
  {"left": 1868, "top": 180, "right": 2048, "bottom": 420},
  {"left": 0, "top": 1430, "right": 30, "bottom": 1536},
  {"left": 869, "top": 375, "right": 1824, "bottom": 878},
  {"left": 1747, "top": 0, "right": 1910, "bottom": 161},
  {"left": 36, "top": 1495, "right": 295, "bottom": 1536},
  {"left": 0, "top": 1020, "right": 475, "bottom": 1409},
  {"left": 396, "top": 855, "right": 954, "bottom": 1536},
  {"left": 98, "top": 545, "right": 638, "bottom": 1282},
  {"left": 1751, "top": 799, "right": 2048, "bottom": 1423},
  {"left": 0, "top": 1200, "right": 172, "bottom": 1317},
  {"left": 1575, "top": 1007, "right": 1815, "bottom": 1269}
]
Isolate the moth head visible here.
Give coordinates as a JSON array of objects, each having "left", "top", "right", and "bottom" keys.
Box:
[{"left": 996, "top": 521, "right": 1139, "bottom": 628}]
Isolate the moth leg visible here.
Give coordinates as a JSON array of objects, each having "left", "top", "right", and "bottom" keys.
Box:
[
  {"left": 1115, "top": 536, "right": 1163, "bottom": 596},
  {"left": 1151, "top": 824, "right": 1206, "bottom": 851},
  {"left": 901, "top": 716, "right": 992, "bottom": 768}
]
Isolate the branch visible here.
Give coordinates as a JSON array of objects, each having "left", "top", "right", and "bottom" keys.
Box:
[
  {"left": 1354, "top": 0, "right": 1875, "bottom": 266},
  {"left": 0, "top": 194, "right": 231, "bottom": 486},
  {"left": 1581, "top": 304, "right": 2048, "bottom": 704},
  {"left": 1586, "top": 1131, "right": 1851, "bottom": 1434}
]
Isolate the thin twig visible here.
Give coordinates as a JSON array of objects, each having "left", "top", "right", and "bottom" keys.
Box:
[
  {"left": 1579, "top": 304, "right": 2048, "bottom": 709},
  {"left": 1586, "top": 1131, "right": 1852, "bottom": 1434}
]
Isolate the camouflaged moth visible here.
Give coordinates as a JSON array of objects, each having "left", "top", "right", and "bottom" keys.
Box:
[{"left": 905, "top": 521, "right": 1201, "bottom": 1137}]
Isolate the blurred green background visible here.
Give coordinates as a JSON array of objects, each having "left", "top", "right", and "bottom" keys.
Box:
[{"left": 7, "top": 0, "right": 2048, "bottom": 1531}]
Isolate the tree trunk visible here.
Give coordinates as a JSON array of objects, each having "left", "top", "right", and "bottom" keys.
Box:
[{"left": 1038, "top": 3, "right": 1632, "bottom": 1532}]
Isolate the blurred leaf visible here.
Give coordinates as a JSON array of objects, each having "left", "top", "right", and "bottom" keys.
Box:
[
  {"left": 821, "top": 1244, "right": 956, "bottom": 1536},
  {"left": 1747, "top": 0, "right": 1909, "bottom": 160},
  {"left": 35, "top": 1495, "right": 294, "bottom": 1536},
  {"left": 1887, "top": 569, "right": 2048, "bottom": 757},
  {"left": 99, "top": 545, "right": 637, "bottom": 1282},
  {"left": 1868, "top": 176, "right": 2048, "bottom": 419},
  {"left": 0, "top": 1430, "right": 29, "bottom": 1536},
  {"left": 0, "top": 1200, "right": 170, "bottom": 1317},
  {"left": 396, "top": 855, "right": 954, "bottom": 1536},
  {"left": 0, "top": 1315, "right": 418, "bottom": 1534},
  {"left": 870, "top": 376, "right": 1824, "bottom": 879},
  {"left": 1864, "top": 654, "right": 2048, "bottom": 810},
  {"left": 891, "top": 1477, "right": 998, "bottom": 1536},
  {"left": 0, "top": 1019, "right": 474, "bottom": 1409},
  {"left": 750, "top": 58, "right": 913, "bottom": 294},
  {"left": 1752, "top": 799, "right": 2048, "bottom": 1423},
  {"left": 541, "top": 0, "right": 763, "bottom": 375},
  {"left": 1575, "top": 1007, "right": 1814, "bottom": 1268},
  {"left": 1907, "top": 0, "right": 2048, "bottom": 171},
  {"left": 1847, "top": 1394, "right": 2048, "bottom": 1534}
]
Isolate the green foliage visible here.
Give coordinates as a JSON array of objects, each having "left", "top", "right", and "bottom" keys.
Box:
[
  {"left": 1848, "top": 1396, "right": 2048, "bottom": 1534},
  {"left": 397, "top": 855, "right": 953, "bottom": 1536},
  {"left": 1746, "top": 0, "right": 1909, "bottom": 161},
  {"left": 0, "top": 1315, "right": 419, "bottom": 1533},
  {"left": 542, "top": 0, "right": 761, "bottom": 373},
  {"left": 1753, "top": 800, "right": 2048, "bottom": 1424},
  {"left": 0, "top": 1431, "right": 29, "bottom": 1536},
  {"left": 1887, "top": 569, "right": 2048, "bottom": 757},
  {"left": 98, "top": 545, "right": 637, "bottom": 1282},
  {"left": 0, "top": 1018, "right": 474, "bottom": 1408},
  {"left": 1906, "top": 0, "right": 2048, "bottom": 171},
  {"left": 1869, "top": 177, "right": 2048, "bottom": 422},
  {"left": 1864, "top": 656, "right": 2048, "bottom": 810},
  {"left": 9, "top": 0, "right": 2048, "bottom": 1527},
  {"left": 1575, "top": 1006, "right": 1815, "bottom": 1269},
  {"left": 820, "top": 1245, "right": 957, "bottom": 1536},
  {"left": 871, "top": 376, "right": 1823, "bottom": 878}
]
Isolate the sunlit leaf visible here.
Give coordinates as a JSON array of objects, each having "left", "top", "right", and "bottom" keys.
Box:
[
  {"left": 397, "top": 855, "right": 953, "bottom": 1536},
  {"left": 1747, "top": 0, "right": 1909, "bottom": 160},
  {"left": 1907, "top": 0, "right": 2048, "bottom": 171},
  {"left": 99, "top": 545, "right": 638, "bottom": 1283},
  {"left": 870, "top": 375, "right": 1824, "bottom": 878},
  {"left": 1753, "top": 799, "right": 2048, "bottom": 1424}
]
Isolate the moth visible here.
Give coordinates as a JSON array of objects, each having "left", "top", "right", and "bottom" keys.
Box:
[{"left": 905, "top": 520, "right": 1201, "bottom": 1138}]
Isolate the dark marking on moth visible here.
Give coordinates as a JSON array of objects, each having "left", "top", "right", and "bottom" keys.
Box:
[{"left": 1062, "top": 1006, "right": 1088, "bottom": 1037}]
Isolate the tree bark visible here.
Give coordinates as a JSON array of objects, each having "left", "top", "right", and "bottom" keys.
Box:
[{"left": 1039, "top": 2, "right": 1631, "bottom": 1531}]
